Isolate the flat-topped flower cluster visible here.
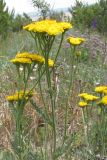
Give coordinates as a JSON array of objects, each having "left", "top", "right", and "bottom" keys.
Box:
[
  {"left": 23, "top": 20, "right": 72, "bottom": 36},
  {"left": 67, "top": 37, "right": 85, "bottom": 45},
  {"left": 10, "top": 52, "right": 54, "bottom": 67},
  {"left": 7, "top": 90, "right": 33, "bottom": 102},
  {"left": 78, "top": 85, "right": 107, "bottom": 107}
]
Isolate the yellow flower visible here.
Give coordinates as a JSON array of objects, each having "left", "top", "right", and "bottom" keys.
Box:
[
  {"left": 16, "top": 52, "right": 54, "bottom": 66},
  {"left": 95, "top": 86, "right": 107, "bottom": 93},
  {"left": 79, "top": 93, "right": 99, "bottom": 101},
  {"left": 7, "top": 90, "right": 33, "bottom": 102},
  {"left": 58, "top": 22, "right": 72, "bottom": 30},
  {"left": 16, "top": 52, "right": 45, "bottom": 64},
  {"left": 7, "top": 95, "right": 22, "bottom": 101},
  {"left": 30, "top": 54, "right": 44, "bottom": 63},
  {"left": 99, "top": 95, "right": 107, "bottom": 105},
  {"left": 78, "top": 93, "right": 88, "bottom": 97},
  {"left": 15, "top": 90, "right": 33, "bottom": 97},
  {"left": 79, "top": 101, "right": 88, "bottom": 107},
  {"left": 23, "top": 20, "right": 57, "bottom": 33},
  {"left": 23, "top": 19, "right": 72, "bottom": 36},
  {"left": 16, "top": 52, "right": 31, "bottom": 58},
  {"left": 84, "top": 94, "right": 99, "bottom": 101},
  {"left": 67, "top": 36, "right": 85, "bottom": 45},
  {"left": 10, "top": 58, "right": 32, "bottom": 65},
  {"left": 103, "top": 90, "right": 107, "bottom": 94},
  {"left": 46, "top": 23, "right": 64, "bottom": 36},
  {"left": 48, "top": 59, "right": 54, "bottom": 67}
]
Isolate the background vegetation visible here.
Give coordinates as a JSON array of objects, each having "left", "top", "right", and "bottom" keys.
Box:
[{"left": 69, "top": 0, "right": 107, "bottom": 34}]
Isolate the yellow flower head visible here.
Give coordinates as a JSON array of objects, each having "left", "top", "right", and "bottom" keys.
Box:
[
  {"left": 99, "top": 95, "right": 107, "bottom": 105},
  {"left": 10, "top": 58, "right": 32, "bottom": 65},
  {"left": 78, "top": 93, "right": 88, "bottom": 97},
  {"left": 23, "top": 19, "right": 72, "bottom": 36},
  {"left": 95, "top": 86, "right": 107, "bottom": 93},
  {"left": 46, "top": 23, "right": 64, "bottom": 36},
  {"left": 16, "top": 52, "right": 31, "bottom": 58},
  {"left": 58, "top": 22, "right": 72, "bottom": 30},
  {"left": 16, "top": 52, "right": 54, "bottom": 67},
  {"left": 79, "top": 93, "right": 99, "bottom": 101},
  {"left": 23, "top": 20, "right": 57, "bottom": 33},
  {"left": 15, "top": 90, "right": 33, "bottom": 97},
  {"left": 67, "top": 36, "right": 85, "bottom": 45},
  {"left": 7, "top": 90, "right": 33, "bottom": 102},
  {"left": 103, "top": 90, "right": 107, "bottom": 94},
  {"left": 16, "top": 52, "right": 45, "bottom": 64},
  {"left": 84, "top": 94, "right": 99, "bottom": 101},
  {"left": 79, "top": 101, "right": 88, "bottom": 107},
  {"left": 48, "top": 59, "right": 54, "bottom": 67}
]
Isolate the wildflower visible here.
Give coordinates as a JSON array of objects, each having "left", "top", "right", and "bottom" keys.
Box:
[
  {"left": 6, "top": 90, "right": 33, "bottom": 102},
  {"left": 30, "top": 76, "right": 36, "bottom": 80},
  {"left": 7, "top": 94, "right": 23, "bottom": 102},
  {"left": 92, "top": 19, "right": 97, "bottom": 29},
  {"left": 46, "top": 24, "right": 64, "bottom": 36},
  {"left": 16, "top": 52, "right": 31, "bottom": 58},
  {"left": 78, "top": 93, "right": 88, "bottom": 97},
  {"left": 23, "top": 19, "right": 72, "bottom": 36},
  {"left": 103, "top": 90, "right": 107, "bottom": 94},
  {"left": 16, "top": 52, "right": 45, "bottom": 64},
  {"left": 99, "top": 95, "right": 107, "bottom": 105},
  {"left": 48, "top": 59, "right": 54, "bottom": 67},
  {"left": 16, "top": 52, "right": 54, "bottom": 67},
  {"left": 79, "top": 93, "right": 99, "bottom": 101},
  {"left": 95, "top": 86, "right": 107, "bottom": 93},
  {"left": 79, "top": 101, "right": 88, "bottom": 107},
  {"left": 10, "top": 58, "right": 32, "bottom": 65},
  {"left": 19, "top": 67, "right": 23, "bottom": 71},
  {"left": 58, "top": 22, "right": 72, "bottom": 30},
  {"left": 67, "top": 36, "right": 85, "bottom": 45},
  {"left": 30, "top": 54, "right": 45, "bottom": 64},
  {"left": 16, "top": 90, "right": 33, "bottom": 97},
  {"left": 84, "top": 94, "right": 99, "bottom": 101},
  {"left": 23, "top": 20, "right": 57, "bottom": 34}
]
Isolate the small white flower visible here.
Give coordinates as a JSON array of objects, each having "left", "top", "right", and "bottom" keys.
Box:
[
  {"left": 30, "top": 76, "right": 36, "bottom": 80},
  {"left": 19, "top": 67, "right": 23, "bottom": 71},
  {"left": 95, "top": 82, "right": 100, "bottom": 85},
  {"left": 33, "top": 65, "right": 38, "bottom": 71}
]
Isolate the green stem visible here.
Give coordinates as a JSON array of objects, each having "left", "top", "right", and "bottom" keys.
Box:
[
  {"left": 44, "top": 47, "right": 56, "bottom": 159},
  {"left": 82, "top": 108, "right": 89, "bottom": 149},
  {"left": 54, "top": 33, "right": 64, "bottom": 63},
  {"left": 63, "top": 46, "right": 77, "bottom": 143}
]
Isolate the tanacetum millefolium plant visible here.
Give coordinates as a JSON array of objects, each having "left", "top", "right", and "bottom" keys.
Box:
[{"left": 6, "top": 19, "right": 87, "bottom": 160}]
